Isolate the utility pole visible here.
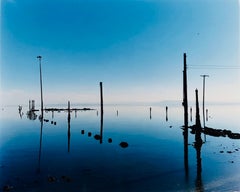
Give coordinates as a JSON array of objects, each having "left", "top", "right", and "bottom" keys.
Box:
[
  {"left": 37, "top": 56, "right": 44, "bottom": 116},
  {"left": 200, "top": 75, "right": 209, "bottom": 128}
]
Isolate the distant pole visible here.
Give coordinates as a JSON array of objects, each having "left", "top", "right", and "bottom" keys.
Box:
[
  {"left": 200, "top": 75, "right": 209, "bottom": 128},
  {"left": 150, "top": 107, "right": 152, "bottom": 120},
  {"left": 183, "top": 53, "right": 188, "bottom": 128},
  {"left": 37, "top": 56, "right": 44, "bottom": 115}
]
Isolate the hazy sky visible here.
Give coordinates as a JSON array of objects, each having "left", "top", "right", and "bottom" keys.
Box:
[{"left": 1, "top": 0, "right": 239, "bottom": 106}]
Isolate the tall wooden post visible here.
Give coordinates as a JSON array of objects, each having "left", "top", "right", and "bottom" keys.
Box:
[
  {"left": 100, "top": 82, "right": 103, "bottom": 144},
  {"left": 183, "top": 53, "right": 189, "bottom": 179},
  {"left": 183, "top": 53, "right": 188, "bottom": 128}
]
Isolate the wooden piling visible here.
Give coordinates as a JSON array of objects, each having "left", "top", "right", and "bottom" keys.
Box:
[
  {"left": 100, "top": 82, "right": 103, "bottom": 144},
  {"left": 100, "top": 82, "right": 103, "bottom": 115},
  {"left": 183, "top": 53, "right": 188, "bottom": 128},
  {"left": 166, "top": 106, "right": 168, "bottom": 121},
  {"left": 206, "top": 109, "right": 208, "bottom": 121},
  {"left": 195, "top": 89, "right": 201, "bottom": 127},
  {"left": 68, "top": 101, "right": 71, "bottom": 122},
  {"left": 150, "top": 107, "right": 152, "bottom": 119},
  {"left": 183, "top": 53, "right": 189, "bottom": 179},
  {"left": 190, "top": 107, "right": 192, "bottom": 122}
]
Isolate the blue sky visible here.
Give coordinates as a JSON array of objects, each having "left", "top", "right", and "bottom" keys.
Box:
[{"left": 1, "top": 0, "right": 239, "bottom": 105}]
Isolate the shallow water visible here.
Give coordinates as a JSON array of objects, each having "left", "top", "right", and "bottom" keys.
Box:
[{"left": 1, "top": 104, "right": 240, "bottom": 191}]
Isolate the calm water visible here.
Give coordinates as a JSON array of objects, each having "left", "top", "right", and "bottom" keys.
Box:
[{"left": 1, "top": 104, "right": 240, "bottom": 191}]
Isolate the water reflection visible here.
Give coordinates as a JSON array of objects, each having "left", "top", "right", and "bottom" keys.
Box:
[
  {"left": 27, "top": 110, "right": 37, "bottom": 120},
  {"left": 94, "top": 106, "right": 104, "bottom": 144},
  {"left": 18, "top": 105, "right": 23, "bottom": 119},
  {"left": 68, "top": 104, "right": 71, "bottom": 153},
  {"left": 183, "top": 123, "right": 189, "bottom": 181},
  {"left": 37, "top": 120, "right": 43, "bottom": 174},
  {"left": 194, "top": 124, "right": 203, "bottom": 191}
]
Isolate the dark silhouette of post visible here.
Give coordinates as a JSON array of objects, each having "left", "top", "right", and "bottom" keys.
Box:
[
  {"left": 166, "top": 106, "right": 168, "bottom": 122},
  {"left": 190, "top": 107, "right": 192, "bottom": 122},
  {"left": 194, "top": 89, "right": 203, "bottom": 191},
  {"left": 206, "top": 109, "right": 208, "bottom": 121},
  {"left": 100, "top": 82, "right": 103, "bottom": 144},
  {"left": 183, "top": 53, "right": 189, "bottom": 181},
  {"left": 37, "top": 56, "right": 44, "bottom": 116},
  {"left": 100, "top": 82, "right": 103, "bottom": 115},
  {"left": 195, "top": 89, "right": 201, "bottom": 127},
  {"left": 183, "top": 53, "right": 188, "bottom": 128},
  {"left": 150, "top": 107, "right": 152, "bottom": 120},
  {"left": 200, "top": 75, "right": 209, "bottom": 128}
]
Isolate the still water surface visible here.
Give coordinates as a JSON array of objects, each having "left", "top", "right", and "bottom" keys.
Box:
[{"left": 1, "top": 104, "right": 240, "bottom": 191}]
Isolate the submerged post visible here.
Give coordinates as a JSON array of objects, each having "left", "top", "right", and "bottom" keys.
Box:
[{"left": 37, "top": 56, "right": 44, "bottom": 115}]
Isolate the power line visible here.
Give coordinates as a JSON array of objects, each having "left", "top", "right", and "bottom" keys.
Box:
[{"left": 188, "top": 65, "right": 240, "bottom": 70}]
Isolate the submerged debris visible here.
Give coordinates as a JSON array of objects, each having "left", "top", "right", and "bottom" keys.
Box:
[{"left": 189, "top": 126, "right": 240, "bottom": 139}]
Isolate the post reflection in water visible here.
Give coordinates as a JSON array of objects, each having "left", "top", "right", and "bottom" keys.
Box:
[
  {"left": 68, "top": 101, "right": 71, "bottom": 153},
  {"left": 183, "top": 122, "right": 189, "bottom": 181},
  {"left": 99, "top": 107, "right": 103, "bottom": 144},
  {"left": 194, "top": 125, "right": 203, "bottom": 191},
  {"left": 37, "top": 113, "right": 43, "bottom": 174}
]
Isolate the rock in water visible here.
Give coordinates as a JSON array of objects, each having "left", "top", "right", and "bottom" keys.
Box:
[
  {"left": 119, "top": 142, "right": 128, "bottom": 148},
  {"left": 94, "top": 134, "right": 101, "bottom": 140}
]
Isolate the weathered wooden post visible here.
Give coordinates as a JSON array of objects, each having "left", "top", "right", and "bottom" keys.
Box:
[
  {"left": 100, "top": 82, "right": 103, "bottom": 115},
  {"left": 166, "top": 106, "right": 168, "bottom": 122},
  {"left": 190, "top": 107, "right": 192, "bottom": 122},
  {"left": 183, "top": 53, "right": 189, "bottom": 179},
  {"left": 183, "top": 53, "right": 188, "bottom": 128},
  {"left": 100, "top": 82, "right": 103, "bottom": 144},
  {"left": 150, "top": 107, "right": 152, "bottom": 119},
  {"left": 195, "top": 89, "right": 201, "bottom": 128},
  {"left": 194, "top": 89, "right": 203, "bottom": 191}
]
